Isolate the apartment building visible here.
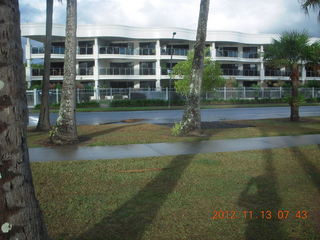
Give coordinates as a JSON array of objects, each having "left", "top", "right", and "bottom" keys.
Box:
[{"left": 21, "top": 23, "right": 320, "bottom": 89}]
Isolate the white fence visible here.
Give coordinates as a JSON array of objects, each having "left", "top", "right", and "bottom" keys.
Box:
[{"left": 26, "top": 87, "right": 320, "bottom": 108}]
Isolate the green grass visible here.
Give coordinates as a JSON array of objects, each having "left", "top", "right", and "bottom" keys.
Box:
[
  {"left": 27, "top": 117, "right": 320, "bottom": 148},
  {"left": 31, "top": 145, "right": 320, "bottom": 240},
  {"left": 28, "top": 102, "right": 320, "bottom": 113}
]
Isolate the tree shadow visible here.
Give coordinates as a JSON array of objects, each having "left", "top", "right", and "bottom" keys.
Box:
[
  {"left": 81, "top": 123, "right": 138, "bottom": 142},
  {"left": 71, "top": 152, "right": 197, "bottom": 240},
  {"left": 238, "top": 128, "right": 288, "bottom": 240},
  {"left": 290, "top": 145, "right": 320, "bottom": 236},
  {"left": 291, "top": 146, "right": 320, "bottom": 194}
]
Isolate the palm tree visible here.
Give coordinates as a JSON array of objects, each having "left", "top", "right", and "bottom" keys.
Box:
[
  {"left": 51, "top": 0, "right": 78, "bottom": 144},
  {"left": 0, "top": 1, "right": 49, "bottom": 239},
  {"left": 37, "top": 0, "right": 54, "bottom": 131},
  {"left": 264, "top": 31, "right": 319, "bottom": 121},
  {"left": 300, "top": 0, "right": 320, "bottom": 20},
  {"left": 179, "top": 0, "right": 210, "bottom": 135}
]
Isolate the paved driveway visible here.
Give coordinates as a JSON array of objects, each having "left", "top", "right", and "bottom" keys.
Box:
[{"left": 28, "top": 106, "right": 320, "bottom": 126}]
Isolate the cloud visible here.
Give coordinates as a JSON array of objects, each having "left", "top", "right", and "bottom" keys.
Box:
[{"left": 19, "top": 0, "right": 320, "bottom": 36}]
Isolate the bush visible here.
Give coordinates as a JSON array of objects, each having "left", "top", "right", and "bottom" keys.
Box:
[
  {"left": 171, "top": 122, "right": 183, "bottom": 136},
  {"left": 109, "top": 99, "right": 185, "bottom": 107},
  {"left": 34, "top": 101, "right": 100, "bottom": 109}
]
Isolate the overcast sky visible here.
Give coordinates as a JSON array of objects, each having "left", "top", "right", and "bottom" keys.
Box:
[{"left": 20, "top": 0, "right": 319, "bottom": 37}]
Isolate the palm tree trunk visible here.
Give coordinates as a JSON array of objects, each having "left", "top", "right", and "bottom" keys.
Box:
[
  {"left": 37, "top": 0, "right": 53, "bottom": 131},
  {"left": 290, "top": 64, "right": 300, "bottom": 121},
  {"left": 0, "top": 1, "right": 49, "bottom": 239},
  {"left": 51, "top": 0, "right": 78, "bottom": 144},
  {"left": 180, "top": 0, "right": 210, "bottom": 135}
]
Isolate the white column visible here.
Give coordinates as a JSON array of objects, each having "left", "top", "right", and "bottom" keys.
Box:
[
  {"left": 134, "top": 80, "right": 140, "bottom": 89},
  {"left": 302, "top": 63, "right": 306, "bottom": 83},
  {"left": 133, "top": 41, "right": 139, "bottom": 55},
  {"left": 93, "top": 38, "right": 99, "bottom": 99},
  {"left": 155, "top": 40, "right": 161, "bottom": 89},
  {"left": 211, "top": 42, "right": 216, "bottom": 60},
  {"left": 134, "top": 61, "right": 140, "bottom": 76},
  {"left": 238, "top": 45, "right": 243, "bottom": 58},
  {"left": 93, "top": 38, "right": 99, "bottom": 79},
  {"left": 259, "top": 45, "right": 265, "bottom": 84},
  {"left": 26, "top": 38, "right": 32, "bottom": 88}
]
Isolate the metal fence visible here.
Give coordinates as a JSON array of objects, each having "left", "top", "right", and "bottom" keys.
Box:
[{"left": 26, "top": 87, "right": 320, "bottom": 108}]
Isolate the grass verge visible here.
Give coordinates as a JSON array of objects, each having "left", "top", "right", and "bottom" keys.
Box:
[
  {"left": 27, "top": 117, "right": 320, "bottom": 148},
  {"left": 31, "top": 145, "right": 320, "bottom": 240},
  {"left": 28, "top": 102, "right": 320, "bottom": 113}
]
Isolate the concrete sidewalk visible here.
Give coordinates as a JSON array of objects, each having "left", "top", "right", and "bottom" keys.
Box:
[{"left": 29, "top": 134, "right": 320, "bottom": 162}]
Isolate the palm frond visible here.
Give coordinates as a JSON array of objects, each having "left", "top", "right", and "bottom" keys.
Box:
[{"left": 300, "top": 0, "right": 320, "bottom": 21}]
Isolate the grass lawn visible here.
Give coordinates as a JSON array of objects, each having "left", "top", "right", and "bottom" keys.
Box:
[
  {"left": 31, "top": 145, "right": 320, "bottom": 240},
  {"left": 29, "top": 102, "right": 320, "bottom": 113},
  {"left": 27, "top": 117, "right": 320, "bottom": 148}
]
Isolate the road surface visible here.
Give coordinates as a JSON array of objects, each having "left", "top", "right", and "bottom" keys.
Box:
[{"left": 28, "top": 106, "right": 320, "bottom": 126}]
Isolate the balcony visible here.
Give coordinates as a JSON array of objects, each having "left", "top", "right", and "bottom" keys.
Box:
[
  {"left": 32, "top": 68, "right": 64, "bottom": 76},
  {"left": 161, "top": 48, "right": 189, "bottom": 56},
  {"left": 307, "top": 70, "right": 320, "bottom": 77},
  {"left": 99, "top": 67, "right": 134, "bottom": 75},
  {"left": 78, "top": 67, "right": 93, "bottom": 76},
  {"left": 221, "top": 69, "right": 260, "bottom": 76},
  {"left": 78, "top": 47, "right": 93, "bottom": 55},
  {"left": 31, "top": 46, "right": 65, "bottom": 54},
  {"left": 140, "top": 68, "right": 156, "bottom": 75},
  {"left": 99, "top": 46, "right": 134, "bottom": 55},
  {"left": 265, "top": 70, "right": 294, "bottom": 77},
  {"left": 216, "top": 50, "right": 238, "bottom": 58},
  {"left": 221, "top": 68, "right": 240, "bottom": 76},
  {"left": 243, "top": 52, "right": 258, "bottom": 58},
  {"left": 139, "top": 48, "right": 156, "bottom": 55},
  {"left": 242, "top": 69, "right": 260, "bottom": 76}
]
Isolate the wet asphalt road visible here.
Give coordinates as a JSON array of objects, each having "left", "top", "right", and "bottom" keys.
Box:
[{"left": 28, "top": 106, "right": 320, "bottom": 126}]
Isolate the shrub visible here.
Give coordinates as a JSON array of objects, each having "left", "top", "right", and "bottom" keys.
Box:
[
  {"left": 171, "top": 122, "right": 183, "bottom": 136},
  {"left": 34, "top": 101, "right": 100, "bottom": 109},
  {"left": 109, "top": 99, "right": 185, "bottom": 107}
]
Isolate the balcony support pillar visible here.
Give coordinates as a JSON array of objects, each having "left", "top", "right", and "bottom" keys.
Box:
[
  {"left": 211, "top": 42, "right": 216, "bottom": 60},
  {"left": 26, "top": 38, "right": 32, "bottom": 88},
  {"left": 156, "top": 40, "right": 161, "bottom": 89},
  {"left": 238, "top": 46, "right": 243, "bottom": 58},
  {"left": 302, "top": 63, "right": 306, "bottom": 83},
  {"left": 134, "top": 80, "right": 140, "bottom": 89},
  {"left": 260, "top": 45, "right": 265, "bottom": 84}
]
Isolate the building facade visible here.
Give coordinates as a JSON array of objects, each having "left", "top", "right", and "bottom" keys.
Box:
[{"left": 21, "top": 23, "right": 320, "bottom": 89}]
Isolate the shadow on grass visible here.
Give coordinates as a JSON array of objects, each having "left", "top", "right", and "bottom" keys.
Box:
[
  {"left": 291, "top": 146, "right": 320, "bottom": 194},
  {"left": 72, "top": 153, "right": 196, "bottom": 240},
  {"left": 238, "top": 127, "right": 288, "bottom": 240},
  {"left": 290, "top": 146, "right": 320, "bottom": 235},
  {"left": 80, "top": 124, "right": 137, "bottom": 143}
]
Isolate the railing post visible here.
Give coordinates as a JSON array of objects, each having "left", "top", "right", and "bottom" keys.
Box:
[
  {"left": 56, "top": 88, "right": 59, "bottom": 104},
  {"left": 243, "top": 86, "right": 246, "bottom": 99},
  {"left": 261, "top": 87, "right": 264, "bottom": 99},
  {"left": 312, "top": 87, "right": 315, "bottom": 99},
  {"left": 224, "top": 86, "right": 227, "bottom": 101},
  {"left": 95, "top": 86, "right": 100, "bottom": 101},
  {"left": 33, "top": 88, "right": 37, "bottom": 106},
  {"left": 166, "top": 87, "right": 169, "bottom": 101},
  {"left": 279, "top": 87, "right": 282, "bottom": 99},
  {"left": 110, "top": 88, "right": 113, "bottom": 100},
  {"left": 128, "top": 87, "right": 131, "bottom": 100},
  {"left": 77, "top": 88, "right": 80, "bottom": 103}
]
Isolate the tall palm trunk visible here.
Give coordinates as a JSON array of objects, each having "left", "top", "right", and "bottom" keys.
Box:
[
  {"left": 290, "top": 64, "right": 300, "bottom": 121},
  {"left": 51, "top": 0, "right": 78, "bottom": 144},
  {"left": 180, "top": 0, "right": 210, "bottom": 135},
  {"left": 37, "top": 0, "right": 53, "bottom": 131},
  {"left": 0, "top": 1, "right": 49, "bottom": 239}
]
